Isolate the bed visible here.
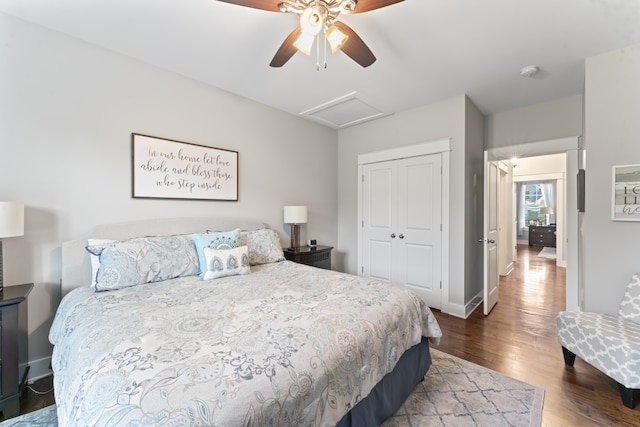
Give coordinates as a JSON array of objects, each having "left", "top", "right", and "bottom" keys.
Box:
[{"left": 50, "top": 218, "right": 442, "bottom": 426}]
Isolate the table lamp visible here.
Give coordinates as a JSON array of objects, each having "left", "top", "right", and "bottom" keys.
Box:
[
  {"left": 541, "top": 206, "right": 554, "bottom": 225},
  {"left": 283, "top": 205, "right": 307, "bottom": 249},
  {"left": 0, "top": 202, "right": 24, "bottom": 293}
]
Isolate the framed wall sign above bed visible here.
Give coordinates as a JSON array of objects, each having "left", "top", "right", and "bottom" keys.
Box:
[{"left": 131, "top": 133, "right": 238, "bottom": 201}]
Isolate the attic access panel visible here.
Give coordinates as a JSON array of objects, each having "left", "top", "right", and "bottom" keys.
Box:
[{"left": 301, "top": 93, "right": 388, "bottom": 128}]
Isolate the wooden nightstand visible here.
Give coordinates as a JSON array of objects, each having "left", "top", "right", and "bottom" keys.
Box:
[
  {"left": 284, "top": 245, "right": 333, "bottom": 270},
  {"left": 0, "top": 283, "right": 33, "bottom": 419}
]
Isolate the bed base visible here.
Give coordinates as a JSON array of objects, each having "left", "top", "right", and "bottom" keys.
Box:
[{"left": 336, "top": 337, "right": 431, "bottom": 426}]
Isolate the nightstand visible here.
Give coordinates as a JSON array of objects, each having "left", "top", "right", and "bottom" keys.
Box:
[
  {"left": 0, "top": 283, "right": 33, "bottom": 419},
  {"left": 284, "top": 245, "right": 333, "bottom": 270}
]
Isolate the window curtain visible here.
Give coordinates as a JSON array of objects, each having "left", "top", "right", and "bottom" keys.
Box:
[
  {"left": 540, "top": 181, "right": 556, "bottom": 223},
  {"left": 516, "top": 180, "right": 556, "bottom": 235},
  {"left": 516, "top": 182, "right": 525, "bottom": 236}
]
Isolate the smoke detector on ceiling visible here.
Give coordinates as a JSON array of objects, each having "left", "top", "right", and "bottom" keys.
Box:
[{"left": 520, "top": 65, "right": 539, "bottom": 77}]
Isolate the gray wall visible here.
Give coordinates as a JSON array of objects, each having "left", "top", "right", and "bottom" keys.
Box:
[
  {"left": 485, "top": 95, "right": 583, "bottom": 149},
  {"left": 464, "top": 97, "right": 485, "bottom": 303},
  {"left": 583, "top": 44, "right": 640, "bottom": 313},
  {"left": 0, "top": 13, "right": 338, "bottom": 379},
  {"left": 337, "top": 95, "right": 483, "bottom": 316}
]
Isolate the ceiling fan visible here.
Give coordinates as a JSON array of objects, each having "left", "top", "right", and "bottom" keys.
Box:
[{"left": 217, "top": 0, "right": 404, "bottom": 68}]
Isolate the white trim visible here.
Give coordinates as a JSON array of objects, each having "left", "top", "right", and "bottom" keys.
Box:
[
  {"left": 358, "top": 139, "right": 451, "bottom": 165},
  {"left": 487, "top": 136, "right": 581, "bottom": 313},
  {"left": 357, "top": 138, "right": 451, "bottom": 311},
  {"left": 487, "top": 136, "right": 580, "bottom": 161},
  {"left": 440, "top": 149, "right": 451, "bottom": 313},
  {"left": 27, "top": 356, "right": 52, "bottom": 384},
  {"left": 513, "top": 172, "right": 563, "bottom": 182},
  {"left": 443, "top": 289, "right": 484, "bottom": 319}
]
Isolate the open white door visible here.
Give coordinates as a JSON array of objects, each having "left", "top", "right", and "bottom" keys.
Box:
[{"left": 483, "top": 151, "right": 499, "bottom": 315}]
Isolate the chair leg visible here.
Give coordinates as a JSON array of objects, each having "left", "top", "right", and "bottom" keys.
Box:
[
  {"left": 561, "top": 346, "right": 576, "bottom": 366},
  {"left": 618, "top": 383, "right": 637, "bottom": 409}
]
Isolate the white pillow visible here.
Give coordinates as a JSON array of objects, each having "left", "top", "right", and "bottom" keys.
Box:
[
  {"left": 87, "top": 238, "right": 115, "bottom": 287},
  {"left": 203, "top": 246, "right": 251, "bottom": 280},
  {"left": 239, "top": 229, "right": 285, "bottom": 265}
]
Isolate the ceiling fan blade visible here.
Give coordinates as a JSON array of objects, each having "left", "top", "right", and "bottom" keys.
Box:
[
  {"left": 351, "top": 0, "right": 404, "bottom": 13},
  {"left": 216, "top": 0, "right": 281, "bottom": 12},
  {"left": 333, "top": 21, "right": 376, "bottom": 67},
  {"left": 270, "top": 28, "right": 303, "bottom": 67}
]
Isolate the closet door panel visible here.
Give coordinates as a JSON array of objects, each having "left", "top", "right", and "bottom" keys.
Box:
[
  {"left": 397, "top": 156, "right": 442, "bottom": 306},
  {"left": 362, "top": 161, "right": 396, "bottom": 281}
]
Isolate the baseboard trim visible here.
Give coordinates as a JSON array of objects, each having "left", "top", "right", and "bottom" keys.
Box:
[
  {"left": 27, "top": 356, "right": 53, "bottom": 384},
  {"left": 441, "top": 302, "right": 466, "bottom": 318},
  {"left": 465, "top": 291, "right": 484, "bottom": 317},
  {"left": 442, "top": 291, "right": 484, "bottom": 319}
]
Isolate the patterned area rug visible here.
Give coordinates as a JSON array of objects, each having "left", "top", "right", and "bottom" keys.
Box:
[
  {"left": 385, "top": 349, "right": 544, "bottom": 427},
  {"left": 0, "top": 349, "right": 543, "bottom": 427}
]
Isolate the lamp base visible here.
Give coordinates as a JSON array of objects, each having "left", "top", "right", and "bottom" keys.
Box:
[{"left": 290, "top": 224, "right": 301, "bottom": 249}]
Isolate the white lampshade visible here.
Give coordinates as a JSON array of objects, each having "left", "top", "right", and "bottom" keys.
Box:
[
  {"left": 0, "top": 202, "right": 24, "bottom": 238},
  {"left": 541, "top": 207, "right": 554, "bottom": 215},
  {"left": 283, "top": 206, "right": 308, "bottom": 224}
]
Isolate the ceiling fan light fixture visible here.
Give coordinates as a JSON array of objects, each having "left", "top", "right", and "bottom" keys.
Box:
[
  {"left": 293, "top": 31, "right": 315, "bottom": 55},
  {"left": 326, "top": 24, "right": 348, "bottom": 52},
  {"left": 300, "top": 6, "right": 325, "bottom": 35}
]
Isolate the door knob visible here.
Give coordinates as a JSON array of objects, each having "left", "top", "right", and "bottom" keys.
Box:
[
  {"left": 390, "top": 233, "right": 396, "bottom": 238},
  {"left": 399, "top": 234, "right": 405, "bottom": 239},
  {"left": 478, "top": 239, "right": 496, "bottom": 244}
]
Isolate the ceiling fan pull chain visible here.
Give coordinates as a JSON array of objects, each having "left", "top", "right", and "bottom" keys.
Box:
[
  {"left": 316, "top": 34, "right": 321, "bottom": 71},
  {"left": 323, "top": 31, "right": 328, "bottom": 69}
]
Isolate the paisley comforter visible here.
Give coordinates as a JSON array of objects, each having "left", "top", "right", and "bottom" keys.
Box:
[{"left": 49, "top": 261, "right": 442, "bottom": 426}]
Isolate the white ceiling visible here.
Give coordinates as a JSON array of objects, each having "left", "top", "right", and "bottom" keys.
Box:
[{"left": 2, "top": 0, "right": 639, "bottom": 128}]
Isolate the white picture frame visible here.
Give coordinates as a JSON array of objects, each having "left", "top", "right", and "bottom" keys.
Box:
[
  {"left": 612, "top": 164, "right": 640, "bottom": 221},
  {"left": 132, "top": 133, "right": 238, "bottom": 201}
]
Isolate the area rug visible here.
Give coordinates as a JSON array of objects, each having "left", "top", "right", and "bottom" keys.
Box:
[
  {"left": 0, "top": 349, "right": 544, "bottom": 427},
  {"left": 384, "top": 349, "right": 544, "bottom": 427},
  {"left": 0, "top": 404, "right": 56, "bottom": 426},
  {"left": 537, "top": 246, "right": 556, "bottom": 260}
]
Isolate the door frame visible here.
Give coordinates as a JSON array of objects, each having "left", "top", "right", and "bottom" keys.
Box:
[
  {"left": 357, "top": 139, "right": 451, "bottom": 309},
  {"left": 486, "top": 136, "right": 581, "bottom": 312}
]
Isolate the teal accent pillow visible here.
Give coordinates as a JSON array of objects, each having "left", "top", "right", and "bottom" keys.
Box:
[
  {"left": 193, "top": 229, "right": 241, "bottom": 276},
  {"left": 86, "top": 234, "right": 200, "bottom": 291}
]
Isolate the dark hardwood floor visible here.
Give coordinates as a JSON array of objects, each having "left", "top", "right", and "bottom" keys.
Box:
[
  {"left": 3, "top": 245, "right": 639, "bottom": 425},
  {"left": 0, "top": 374, "right": 55, "bottom": 422},
  {"left": 433, "top": 244, "right": 639, "bottom": 426}
]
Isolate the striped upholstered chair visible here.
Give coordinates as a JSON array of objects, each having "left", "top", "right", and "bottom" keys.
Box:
[{"left": 557, "top": 274, "right": 640, "bottom": 409}]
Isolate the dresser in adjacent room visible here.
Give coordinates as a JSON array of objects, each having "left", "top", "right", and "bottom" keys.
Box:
[
  {"left": 528, "top": 225, "right": 556, "bottom": 248},
  {"left": 0, "top": 283, "right": 33, "bottom": 419}
]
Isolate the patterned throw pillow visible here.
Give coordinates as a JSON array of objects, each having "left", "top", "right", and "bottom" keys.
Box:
[
  {"left": 619, "top": 273, "right": 640, "bottom": 324},
  {"left": 193, "top": 229, "right": 241, "bottom": 277},
  {"left": 202, "top": 246, "right": 251, "bottom": 280},
  {"left": 239, "top": 229, "right": 285, "bottom": 265},
  {"left": 87, "top": 238, "right": 115, "bottom": 287},
  {"left": 86, "top": 234, "right": 200, "bottom": 291}
]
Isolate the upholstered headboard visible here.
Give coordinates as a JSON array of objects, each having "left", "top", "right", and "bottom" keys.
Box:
[{"left": 61, "top": 217, "right": 269, "bottom": 296}]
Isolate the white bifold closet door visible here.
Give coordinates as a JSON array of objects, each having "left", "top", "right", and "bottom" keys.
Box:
[{"left": 361, "top": 153, "right": 443, "bottom": 309}]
